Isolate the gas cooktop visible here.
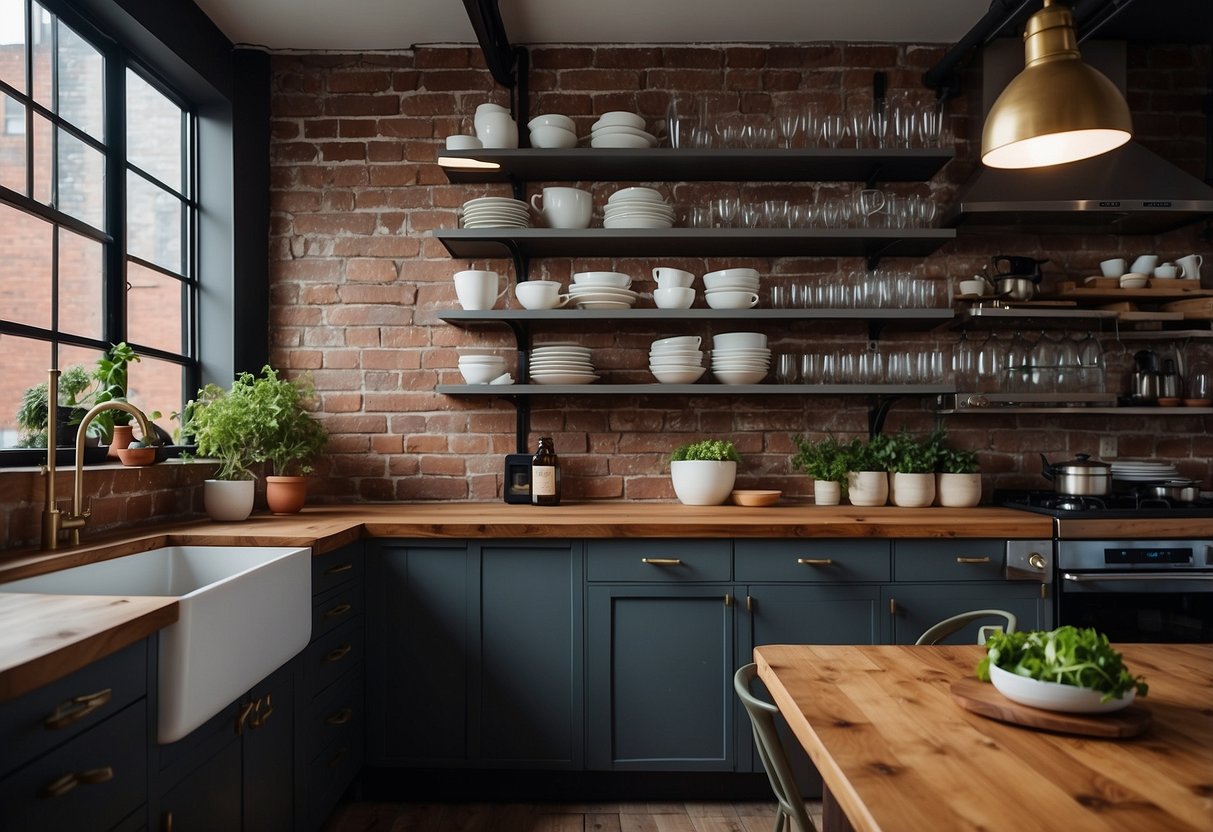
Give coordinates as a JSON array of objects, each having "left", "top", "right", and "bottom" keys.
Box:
[{"left": 997, "top": 489, "right": 1213, "bottom": 520}]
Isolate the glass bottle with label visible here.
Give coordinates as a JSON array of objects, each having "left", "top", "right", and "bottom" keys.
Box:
[{"left": 531, "top": 437, "right": 560, "bottom": 506}]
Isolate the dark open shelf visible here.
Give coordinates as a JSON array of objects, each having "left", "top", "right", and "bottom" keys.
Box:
[{"left": 437, "top": 383, "right": 955, "bottom": 396}]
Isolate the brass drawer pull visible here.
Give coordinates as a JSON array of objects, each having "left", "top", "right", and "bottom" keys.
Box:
[
  {"left": 44, "top": 688, "right": 113, "bottom": 730},
  {"left": 641, "top": 558, "right": 682, "bottom": 565},
  {"left": 39, "top": 766, "right": 114, "bottom": 798},
  {"left": 324, "top": 562, "right": 354, "bottom": 575},
  {"left": 325, "top": 644, "right": 353, "bottom": 663},
  {"left": 235, "top": 700, "right": 258, "bottom": 735},
  {"left": 250, "top": 694, "right": 275, "bottom": 729},
  {"left": 956, "top": 556, "right": 992, "bottom": 565},
  {"left": 324, "top": 602, "right": 353, "bottom": 619},
  {"left": 797, "top": 558, "right": 834, "bottom": 566},
  {"left": 325, "top": 707, "right": 354, "bottom": 726}
]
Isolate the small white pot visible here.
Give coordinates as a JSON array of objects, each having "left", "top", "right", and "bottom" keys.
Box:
[
  {"left": 890, "top": 472, "right": 936, "bottom": 508},
  {"left": 813, "top": 480, "right": 841, "bottom": 506},
  {"left": 203, "top": 479, "right": 256, "bottom": 522},
  {"left": 937, "top": 472, "right": 982, "bottom": 507},
  {"left": 670, "top": 460, "right": 737, "bottom": 505},
  {"left": 846, "top": 471, "right": 888, "bottom": 506}
]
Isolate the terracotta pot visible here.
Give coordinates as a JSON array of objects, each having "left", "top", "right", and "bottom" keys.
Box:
[
  {"left": 891, "top": 472, "right": 936, "bottom": 508},
  {"left": 266, "top": 475, "right": 309, "bottom": 515},
  {"left": 936, "top": 472, "right": 982, "bottom": 507},
  {"left": 813, "top": 480, "right": 841, "bottom": 506},
  {"left": 203, "top": 479, "right": 255, "bottom": 522},
  {"left": 846, "top": 471, "right": 888, "bottom": 506},
  {"left": 107, "top": 424, "right": 134, "bottom": 458}
]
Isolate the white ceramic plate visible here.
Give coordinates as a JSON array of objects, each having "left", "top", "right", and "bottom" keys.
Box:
[
  {"left": 591, "top": 134, "right": 651, "bottom": 149},
  {"left": 530, "top": 372, "right": 600, "bottom": 385},
  {"left": 609, "top": 187, "right": 663, "bottom": 203},
  {"left": 603, "top": 217, "right": 674, "bottom": 229},
  {"left": 575, "top": 300, "right": 633, "bottom": 309},
  {"left": 594, "top": 111, "right": 645, "bottom": 129},
  {"left": 988, "top": 664, "right": 1136, "bottom": 714}
]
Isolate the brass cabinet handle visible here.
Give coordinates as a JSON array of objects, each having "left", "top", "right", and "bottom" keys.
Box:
[
  {"left": 956, "top": 556, "right": 991, "bottom": 564},
  {"left": 1028, "top": 552, "right": 1047, "bottom": 569},
  {"left": 746, "top": 595, "right": 753, "bottom": 612},
  {"left": 250, "top": 693, "right": 274, "bottom": 729},
  {"left": 235, "top": 700, "right": 258, "bottom": 735},
  {"left": 889, "top": 597, "right": 898, "bottom": 615},
  {"left": 724, "top": 594, "right": 732, "bottom": 606},
  {"left": 797, "top": 558, "right": 834, "bottom": 566},
  {"left": 325, "top": 562, "right": 354, "bottom": 575},
  {"left": 163, "top": 811, "right": 174, "bottom": 832},
  {"left": 39, "top": 766, "right": 114, "bottom": 798},
  {"left": 44, "top": 688, "right": 113, "bottom": 730},
  {"left": 325, "top": 644, "right": 353, "bottom": 663},
  {"left": 325, "top": 707, "right": 353, "bottom": 726},
  {"left": 324, "top": 602, "right": 353, "bottom": 619},
  {"left": 641, "top": 558, "right": 682, "bottom": 565}
]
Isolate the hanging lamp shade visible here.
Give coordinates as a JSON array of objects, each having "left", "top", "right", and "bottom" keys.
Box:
[{"left": 981, "top": 0, "right": 1132, "bottom": 169}]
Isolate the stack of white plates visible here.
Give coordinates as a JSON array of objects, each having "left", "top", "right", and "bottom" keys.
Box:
[
  {"left": 566, "top": 283, "right": 640, "bottom": 310},
  {"left": 711, "top": 346, "right": 771, "bottom": 385},
  {"left": 459, "top": 196, "right": 532, "bottom": 229},
  {"left": 649, "top": 336, "right": 706, "bottom": 384},
  {"left": 590, "top": 111, "right": 657, "bottom": 148},
  {"left": 603, "top": 187, "right": 675, "bottom": 229},
  {"left": 1111, "top": 460, "right": 1181, "bottom": 481},
  {"left": 529, "top": 343, "right": 598, "bottom": 385}
]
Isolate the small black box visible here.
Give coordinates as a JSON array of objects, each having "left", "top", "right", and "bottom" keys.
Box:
[{"left": 504, "top": 454, "right": 532, "bottom": 504}]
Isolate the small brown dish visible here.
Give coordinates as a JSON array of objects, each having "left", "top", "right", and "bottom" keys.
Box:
[
  {"left": 1183, "top": 398, "right": 1213, "bottom": 407},
  {"left": 116, "top": 447, "right": 156, "bottom": 466},
  {"left": 731, "top": 489, "right": 781, "bottom": 507},
  {"left": 1157, "top": 397, "right": 1182, "bottom": 407}
]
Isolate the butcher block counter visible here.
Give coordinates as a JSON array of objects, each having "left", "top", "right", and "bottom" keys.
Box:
[{"left": 1, "top": 501, "right": 1054, "bottom": 703}]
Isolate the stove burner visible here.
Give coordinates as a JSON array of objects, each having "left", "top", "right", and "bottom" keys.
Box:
[
  {"left": 995, "top": 488, "right": 1213, "bottom": 519},
  {"left": 1047, "top": 494, "right": 1106, "bottom": 512}
]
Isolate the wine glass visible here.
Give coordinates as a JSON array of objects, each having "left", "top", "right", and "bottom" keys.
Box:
[
  {"left": 856, "top": 188, "right": 886, "bottom": 227},
  {"left": 775, "top": 108, "right": 802, "bottom": 149},
  {"left": 1077, "top": 332, "right": 1104, "bottom": 393}
]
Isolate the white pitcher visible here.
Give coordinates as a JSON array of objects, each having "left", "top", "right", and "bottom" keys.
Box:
[{"left": 1177, "top": 253, "right": 1203, "bottom": 283}]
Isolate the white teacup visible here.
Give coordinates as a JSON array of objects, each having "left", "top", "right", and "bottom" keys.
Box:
[
  {"left": 476, "top": 111, "right": 519, "bottom": 149},
  {"left": 1099, "top": 258, "right": 1127, "bottom": 278},
  {"left": 1178, "top": 254, "right": 1204, "bottom": 282},
  {"left": 705, "top": 290, "right": 760, "bottom": 309},
  {"left": 454, "top": 270, "right": 506, "bottom": 310},
  {"left": 653, "top": 286, "right": 696, "bottom": 309},
  {"left": 1130, "top": 254, "right": 1159, "bottom": 275},
  {"left": 514, "top": 280, "right": 569, "bottom": 310},
  {"left": 530, "top": 186, "right": 592, "bottom": 229},
  {"left": 703, "top": 268, "right": 760, "bottom": 289},
  {"left": 653, "top": 267, "right": 695, "bottom": 289},
  {"left": 1153, "top": 263, "right": 1179, "bottom": 280}
]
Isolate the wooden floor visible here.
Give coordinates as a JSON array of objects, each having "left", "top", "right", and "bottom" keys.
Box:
[{"left": 322, "top": 800, "right": 825, "bottom": 831}]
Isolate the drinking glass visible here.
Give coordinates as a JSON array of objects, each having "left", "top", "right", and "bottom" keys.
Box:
[
  {"left": 666, "top": 94, "right": 697, "bottom": 149},
  {"left": 688, "top": 205, "right": 713, "bottom": 228},
  {"left": 835, "top": 352, "right": 855, "bottom": 384},
  {"left": 1077, "top": 332, "right": 1104, "bottom": 393},
  {"left": 857, "top": 188, "right": 886, "bottom": 227},
  {"left": 953, "top": 331, "right": 976, "bottom": 390},
  {"left": 868, "top": 107, "right": 889, "bottom": 148},
  {"left": 740, "top": 203, "right": 761, "bottom": 228},
  {"left": 820, "top": 113, "right": 847, "bottom": 148},
  {"left": 1005, "top": 330, "right": 1033, "bottom": 393},
  {"left": 714, "top": 196, "right": 739, "bottom": 228},
  {"left": 763, "top": 199, "right": 788, "bottom": 227},
  {"left": 770, "top": 285, "right": 790, "bottom": 309},
  {"left": 776, "top": 353, "right": 799, "bottom": 384},
  {"left": 1188, "top": 366, "right": 1210, "bottom": 400},
  {"left": 1028, "top": 331, "right": 1059, "bottom": 392},
  {"left": 1054, "top": 334, "right": 1081, "bottom": 393},
  {"left": 976, "top": 333, "right": 1005, "bottom": 393},
  {"left": 800, "top": 353, "right": 822, "bottom": 383},
  {"left": 776, "top": 108, "right": 803, "bottom": 149},
  {"left": 858, "top": 349, "right": 884, "bottom": 383}
]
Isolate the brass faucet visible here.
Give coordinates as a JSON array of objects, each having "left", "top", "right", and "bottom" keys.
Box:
[{"left": 41, "top": 368, "right": 155, "bottom": 550}]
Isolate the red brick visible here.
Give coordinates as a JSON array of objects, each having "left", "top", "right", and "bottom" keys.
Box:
[{"left": 329, "top": 71, "right": 393, "bottom": 93}]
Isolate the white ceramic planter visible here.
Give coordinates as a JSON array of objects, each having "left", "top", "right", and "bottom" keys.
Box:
[
  {"left": 813, "top": 480, "right": 841, "bottom": 506},
  {"left": 670, "top": 460, "right": 737, "bottom": 505},
  {"left": 203, "top": 479, "right": 256, "bottom": 522},
  {"left": 936, "top": 472, "right": 982, "bottom": 507},
  {"left": 890, "top": 472, "right": 936, "bottom": 507},
  {"left": 846, "top": 471, "right": 888, "bottom": 506}
]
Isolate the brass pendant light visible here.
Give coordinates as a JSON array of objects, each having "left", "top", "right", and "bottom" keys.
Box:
[{"left": 981, "top": 0, "right": 1132, "bottom": 169}]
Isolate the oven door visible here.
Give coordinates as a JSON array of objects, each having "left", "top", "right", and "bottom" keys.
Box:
[{"left": 1058, "top": 570, "right": 1213, "bottom": 643}]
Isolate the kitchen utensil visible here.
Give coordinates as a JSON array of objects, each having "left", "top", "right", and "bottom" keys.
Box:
[
  {"left": 1131, "top": 349, "right": 1161, "bottom": 404},
  {"left": 995, "top": 276, "right": 1036, "bottom": 301},
  {"left": 1040, "top": 453, "right": 1112, "bottom": 496},
  {"left": 1177, "top": 253, "right": 1203, "bottom": 283},
  {"left": 1146, "top": 480, "right": 1200, "bottom": 502},
  {"left": 1160, "top": 358, "right": 1182, "bottom": 399}
]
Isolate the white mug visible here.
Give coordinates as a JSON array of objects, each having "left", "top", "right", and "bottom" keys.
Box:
[
  {"left": 475, "top": 111, "right": 518, "bottom": 149},
  {"left": 1153, "top": 263, "right": 1179, "bottom": 280},
  {"left": 453, "top": 270, "right": 506, "bottom": 310},
  {"left": 1130, "top": 254, "right": 1159, "bottom": 275},
  {"left": 653, "top": 286, "right": 696, "bottom": 309},
  {"left": 1177, "top": 253, "right": 1204, "bottom": 282},
  {"left": 514, "top": 280, "right": 569, "bottom": 310},
  {"left": 652, "top": 267, "right": 695, "bottom": 289},
  {"left": 1099, "top": 258, "right": 1127, "bottom": 278},
  {"left": 530, "top": 187, "right": 592, "bottom": 229},
  {"left": 704, "top": 290, "right": 760, "bottom": 309}
]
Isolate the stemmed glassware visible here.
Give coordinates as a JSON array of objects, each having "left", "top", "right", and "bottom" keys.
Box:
[
  {"left": 776, "top": 108, "right": 803, "bottom": 149},
  {"left": 856, "top": 188, "right": 886, "bottom": 227},
  {"left": 820, "top": 113, "right": 847, "bottom": 148},
  {"left": 1077, "top": 332, "right": 1104, "bottom": 393},
  {"left": 714, "top": 197, "right": 739, "bottom": 228}
]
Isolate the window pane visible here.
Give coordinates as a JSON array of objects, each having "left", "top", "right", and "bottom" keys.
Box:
[
  {"left": 0, "top": 202, "right": 52, "bottom": 328},
  {"left": 1, "top": 91, "right": 25, "bottom": 192},
  {"left": 0, "top": 335, "right": 52, "bottom": 448},
  {"left": 58, "top": 225, "right": 102, "bottom": 339},
  {"left": 58, "top": 125, "right": 104, "bottom": 228},
  {"left": 30, "top": 2, "right": 49, "bottom": 107},
  {"left": 56, "top": 20, "right": 102, "bottom": 140},
  {"left": 127, "top": 260, "right": 182, "bottom": 353},
  {"left": 126, "top": 69, "right": 182, "bottom": 192},
  {"left": 31, "top": 107, "right": 48, "bottom": 202},
  {"left": 127, "top": 171, "right": 182, "bottom": 272},
  {"left": 127, "top": 354, "right": 182, "bottom": 440},
  {"left": 0, "top": 0, "right": 25, "bottom": 93}
]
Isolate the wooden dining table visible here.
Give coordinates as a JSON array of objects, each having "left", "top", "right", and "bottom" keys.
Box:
[{"left": 754, "top": 643, "right": 1213, "bottom": 832}]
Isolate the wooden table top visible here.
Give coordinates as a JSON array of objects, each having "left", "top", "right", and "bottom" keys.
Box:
[{"left": 754, "top": 643, "right": 1213, "bottom": 832}]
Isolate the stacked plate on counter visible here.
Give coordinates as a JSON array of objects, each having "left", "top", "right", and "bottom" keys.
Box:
[
  {"left": 711, "top": 332, "right": 770, "bottom": 384},
  {"left": 567, "top": 272, "right": 639, "bottom": 309},
  {"left": 1111, "top": 460, "right": 1181, "bottom": 481},
  {"left": 529, "top": 343, "right": 599, "bottom": 385},
  {"left": 590, "top": 111, "right": 657, "bottom": 148},
  {"left": 603, "top": 187, "right": 675, "bottom": 229},
  {"left": 459, "top": 196, "right": 532, "bottom": 229},
  {"left": 649, "top": 336, "right": 706, "bottom": 384}
]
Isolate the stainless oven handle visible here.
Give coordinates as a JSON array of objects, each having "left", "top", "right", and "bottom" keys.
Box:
[{"left": 1062, "top": 572, "right": 1213, "bottom": 583}]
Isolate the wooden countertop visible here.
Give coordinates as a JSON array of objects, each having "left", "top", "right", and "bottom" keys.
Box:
[{"left": 755, "top": 643, "right": 1213, "bottom": 832}]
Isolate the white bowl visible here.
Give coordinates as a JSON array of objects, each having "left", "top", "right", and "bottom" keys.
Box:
[
  {"left": 653, "top": 287, "right": 696, "bottom": 309},
  {"left": 705, "top": 290, "right": 759, "bottom": 309},
  {"left": 704, "top": 283, "right": 759, "bottom": 293},
  {"left": 651, "top": 366, "right": 707, "bottom": 384},
  {"left": 713, "top": 332, "right": 767, "bottom": 349},
  {"left": 572, "top": 271, "right": 632, "bottom": 289},
  {"left": 459, "top": 363, "right": 505, "bottom": 384},
  {"left": 1119, "top": 274, "right": 1149, "bottom": 289},
  {"left": 713, "top": 368, "right": 768, "bottom": 385},
  {"left": 703, "top": 268, "right": 760, "bottom": 289},
  {"left": 670, "top": 459, "right": 736, "bottom": 505},
  {"left": 653, "top": 335, "right": 701, "bottom": 349},
  {"left": 988, "top": 664, "right": 1136, "bottom": 714},
  {"left": 529, "top": 124, "right": 578, "bottom": 149},
  {"left": 591, "top": 133, "right": 650, "bottom": 149},
  {"left": 608, "top": 186, "right": 665, "bottom": 204},
  {"left": 446, "top": 134, "right": 483, "bottom": 150},
  {"left": 528, "top": 113, "right": 575, "bottom": 132},
  {"left": 596, "top": 110, "right": 646, "bottom": 129}
]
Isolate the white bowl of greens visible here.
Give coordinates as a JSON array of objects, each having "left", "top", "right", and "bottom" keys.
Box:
[{"left": 977, "top": 626, "right": 1148, "bottom": 714}]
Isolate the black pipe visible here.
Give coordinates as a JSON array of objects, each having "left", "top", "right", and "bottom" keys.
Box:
[
  {"left": 1071, "top": 0, "right": 1136, "bottom": 42},
  {"left": 462, "top": 0, "right": 515, "bottom": 89},
  {"left": 922, "top": 0, "right": 1039, "bottom": 95}
]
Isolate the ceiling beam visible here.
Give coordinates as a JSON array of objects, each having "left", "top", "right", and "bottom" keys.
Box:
[{"left": 462, "top": 0, "right": 517, "bottom": 89}]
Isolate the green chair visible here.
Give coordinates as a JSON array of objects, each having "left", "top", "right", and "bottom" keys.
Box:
[
  {"left": 915, "top": 609, "right": 1017, "bottom": 645},
  {"left": 734, "top": 663, "right": 817, "bottom": 832}
]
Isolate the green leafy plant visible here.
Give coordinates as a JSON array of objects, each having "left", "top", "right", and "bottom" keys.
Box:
[
  {"left": 84, "top": 342, "right": 145, "bottom": 443},
  {"left": 938, "top": 446, "right": 980, "bottom": 474},
  {"left": 977, "top": 626, "right": 1148, "bottom": 702},
  {"left": 846, "top": 433, "right": 896, "bottom": 472},
  {"left": 790, "top": 433, "right": 850, "bottom": 484},
  {"left": 670, "top": 439, "right": 741, "bottom": 463},
  {"left": 247, "top": 366, "right": 329, "bottom": 477},
  {"left": 181, "top": 379, "right": 265, "bottom": 481},
  {"left": 887, "top": 427, "right": 940, "bottom": 474},
  {"left": 15, "top": 365, "right": 92, "bottom": 448}
]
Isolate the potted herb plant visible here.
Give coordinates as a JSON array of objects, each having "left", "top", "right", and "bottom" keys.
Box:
[
  {"left": 936, "top": 445, "right": 982, "bottom": 508},
  {"left": 248, "top": 366, "right": 329, "bottom": 514},
  {"left": 845, "top": 433, "right": 895, "bottom": 507},
  {"left": 669, "top": 439, "right": 740, "bottom": 505},
  {"left": 888, "top": 428, "right": 941, "bottom": 508},
  {"left": 790, "top": 433, "right": 850, "bottom": 506},
  {"left": 15, "top": 365, "right": 92, "bottom": 448},
  {"left": 180, "top": 376, "right": 263, "bottom": 522}
]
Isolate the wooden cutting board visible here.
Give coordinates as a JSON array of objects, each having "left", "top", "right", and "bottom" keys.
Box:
[{"left": 950, "top": 677, "right": 1152, "bottom": 738}]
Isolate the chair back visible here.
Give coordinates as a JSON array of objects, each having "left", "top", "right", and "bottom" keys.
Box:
[{"left": 915, "top": 609, "right": 1018, "bottom": 645}]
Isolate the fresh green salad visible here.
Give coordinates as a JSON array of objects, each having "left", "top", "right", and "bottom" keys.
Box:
[{"left": 976, "top": 626, "right": 1148, "bottom": 702}]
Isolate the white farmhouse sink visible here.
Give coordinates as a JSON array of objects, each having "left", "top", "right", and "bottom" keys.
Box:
[{"left": 2, "top": 546, "right": 311, "bottom": 743}]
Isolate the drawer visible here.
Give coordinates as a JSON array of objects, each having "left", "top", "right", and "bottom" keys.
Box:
[
  {"left": 735, "top": 539, "right": 890, "bottom": 583},
  {"left": 312, "top": 543, "right": 363, "bottom": 598},
  {"left": 312, "top": 582, "right": 362, "bottom": 641},
  {"left": 586, "top": 539, "right": 731, "bottom": 582},
  {"left": 305, "top": 730, "right": 363, "bottom": 831},
  {"left": 304, "top": 673, "right": 363, "bottom": 761},
  {"left": 894, "top": 540, "right": 1008, "bottom": 582},
  {"left": 0, "top": 700, "right": 147, "bottom": 832},
  {"left": 304, "top": 617, "right": 363, "bottom": 697},
  {"left": 0, "top": 640, "right": 147, "bottom": 777}
]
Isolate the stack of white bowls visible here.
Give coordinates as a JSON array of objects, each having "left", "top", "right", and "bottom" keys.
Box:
[
  {"left": 568, "top": 271, "right": 639, "bottom": 309},
  {"left": 459, "top": 196, "right": 531, "bottom": 229},
  {"left": 649, "top": 336, "right": 706, "bottom": 384},
  {"left": 529, "top": 343, "right": 598, "bottom": 385},
  {"left": 528, "top": 114, "right": 577, "bottom": 149},
  {"left": 473, "top": 103, "right": 518, "bottom": 149},
  {"left": 590, "top": 111, "right": 657, "bottom": 148},
  {"left": 710, "top": 332, "right": 770, "bottom": 384},
  {"left": 458, "top": 353, "right": 508, "bottom": 384},
  {"left": 703, "top": 268, "right": 761, "bottom": 310},
  {"left": 603, "top": 187, "right": 675, "bottom": 229}
]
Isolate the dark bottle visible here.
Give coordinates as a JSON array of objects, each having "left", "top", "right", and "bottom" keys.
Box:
[{"left": 531, "top": 437, "right": 561, "bottom": 506}]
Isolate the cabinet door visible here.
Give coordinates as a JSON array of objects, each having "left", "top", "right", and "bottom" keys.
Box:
[
  {"left": 242, "top": 661, "right": 296, "bottom": 832},
  {"left": 157, "top": 729, "right": 241, "bottom": 832},
  {"left": 365, "top": 540, "right": 470, "bottom": 765},
  {"left": 473, "top": 541, "right": 583, "bottom": 769},
  {"left": 886, "top": 583, "right": 1051, "bottom": 645},
  {"left": 587, "top": 585, "right": 734, "bottom": 771}
]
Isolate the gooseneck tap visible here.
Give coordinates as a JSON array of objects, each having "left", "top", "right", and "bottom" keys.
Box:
[{"left": 41, "top": 368, "right": 154, "bottom": 550}]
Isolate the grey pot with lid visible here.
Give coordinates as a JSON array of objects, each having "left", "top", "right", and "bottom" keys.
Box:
[{"left": 1040, "top": 452, "right": 1112, "bottom": 496}]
